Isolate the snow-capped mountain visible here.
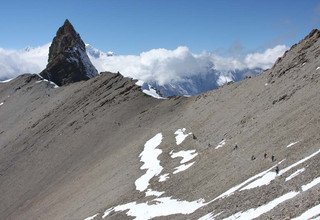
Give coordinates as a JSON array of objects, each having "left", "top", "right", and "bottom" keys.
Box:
[
  {"left": 86, "top": 44, "right": 114, "bottom": 58},
  {"left": 140, "top": 68, "right": 262, "bottom": 97}
]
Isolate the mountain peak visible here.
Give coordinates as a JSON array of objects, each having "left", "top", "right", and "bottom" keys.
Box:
[
  {"left": 304, "top": 28, "right": 320, "bottom": 40},
  {"left": 40, "top": 20, "right": 98, "bottom": 86},
  {"left": 48, "top": 19, "right": 86, "bottom": 63}
]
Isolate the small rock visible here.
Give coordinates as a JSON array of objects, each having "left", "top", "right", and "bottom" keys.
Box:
[{"left": 192, "top": 134, "right": 197, "bottom": 140}]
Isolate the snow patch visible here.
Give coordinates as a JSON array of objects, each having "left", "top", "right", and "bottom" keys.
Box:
[
  {"left": 36, "top": 78, "right": 59, "bottom": 88},
  {"left": 142, "top": 85, "right": 165, "bottom": 99},
  {"left": 102, "top": 208, "right": 113, "bottom": 219},
  {"left": 135, "top": 80, "right": 144, "bottom": 86},
  {"left": 215, "top": 139, "right": 226, "bottom": 149},
  {"left": 211, "top": 163, "right": 282, "bottom": 201},
  {"left": 174, "top": 128, "right": 192, "bottom": 145},
  {"left": 240, "top": 172, "right": 278, "bottom": 190},
  {"left": 173, "top": 162, "right": 195, "bottom": 174},
  {"left": 301, "top": 176, "right": 320, "bottom": 191},
  {"left": 145, "top": 189, "right": 165, "bottom": 197},
  {"left": 0, "top": 78, "right": 14, "bottom": 83},
  {"left": 103, "top": 197, "right": 205, "bottom": 220},
  {"left": 135, "top": 133, "right": 163, "bottom": 192},
  {"left": 316, "top": 67, "right": 320, "bottom": 70},
  {"left": 285, "top": 168, "right": 305, "bottom": 181},
  {"left": 198, "top": 211, "right": 223, "bottom": 220},
  {"left": 223, "top": 191, "right": 299, "bottom": 220},
  {"left": 240, "top": 149, "right": 320, "bottom": 191},
  {"left": 291, "top": 203, "right": 320, "bottom": 220},
  {"left": 280, "top": 149, "right": 320, "bottom": 175},
  {"left": 100, "top": 131, "right": 207, "bottom": 220},
  {"left": 84, "top": 213, "right": 99, "bottom": 220},
  {"left": 0, "top": 102, "right": 3, "bottom": 106},
  {"left": 102, "top": 197, "right": 206, "bottom": 220},
  {"left": 286, "top": 141, "right": 299, "bottom": 148},
  {"left": 159, "top": 173, "right": 169, "bottom": 182},
  {"left": 171, "top": 150, "right": 198, "bottom": 164}
]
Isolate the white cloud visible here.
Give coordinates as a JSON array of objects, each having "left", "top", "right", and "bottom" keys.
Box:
[
  {"left": 90, "top": 47, "right": 213, "bottom": 85},
  {"left": 244, "top": 45, "right": 288, "bottom": 69},
  {"left": 89, "top": 45, "right": 287, "bottom": 85},
  {"left": 0, "top": 44, "right": 49, "bottom": 80},
  {"left": 0, "top": 43, "right": 287, "bottom": 84}
]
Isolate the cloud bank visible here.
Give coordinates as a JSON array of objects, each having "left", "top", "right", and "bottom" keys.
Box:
[
  {"left": 0, "top": 44, "right": 50, "bottom": 80},
  {"left": 0, "top": 43, "right": 287, "bottom": 84}
]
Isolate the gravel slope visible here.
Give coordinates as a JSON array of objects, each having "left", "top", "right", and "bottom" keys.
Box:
[{"left": 0, "top": 30, "right": 320, "bottom": 220}]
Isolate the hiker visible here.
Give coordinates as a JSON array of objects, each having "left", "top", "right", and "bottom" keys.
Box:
[
  {"left": 251, "top": 155, "right": 256, "bottom": 160},
  {"left": 275, "top": 166, "right": 279, "bottom": 175},
  {"left": 271, "top": 155, "right": 275, "bottom": 162},
  {"left": 192, "top": 134, "right": 197, "bottom": 140},
  {"left": 234, "top": 144, "right": 238, "bottom": 150},
  {"left": 264, "top": 153, "right": 267, "bottom": 158}
]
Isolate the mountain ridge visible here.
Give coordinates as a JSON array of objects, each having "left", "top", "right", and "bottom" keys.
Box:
[{"left": 0, "top": 29, "right": 320, "bottom": 220}]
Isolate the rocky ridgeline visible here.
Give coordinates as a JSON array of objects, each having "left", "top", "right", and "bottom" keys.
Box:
[{"left": 40, "top": 19, "right": 98, "bottom": 86}]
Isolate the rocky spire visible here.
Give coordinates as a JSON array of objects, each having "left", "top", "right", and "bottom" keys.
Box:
[{"left": 40, "top": 19, "right": 98, "bottom": 86}]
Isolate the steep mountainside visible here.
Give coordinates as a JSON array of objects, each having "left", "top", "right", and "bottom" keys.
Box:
[{"left": 0, "top": 29, "right": 320, "bottom": 220}]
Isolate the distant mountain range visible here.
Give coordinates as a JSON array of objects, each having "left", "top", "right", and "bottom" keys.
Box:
[
  {"left": 85, "top": 45, "right": 263, "bottom": 97},
  {"left": 1, "top": 34, "right": 284, "bottom": 97}
]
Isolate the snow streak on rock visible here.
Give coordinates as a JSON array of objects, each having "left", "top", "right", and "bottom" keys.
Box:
[
  {"left": 286, "top": 141, "right": 299, "bottom": 148},
  {"left": 291, "top": 203, "right": 320, "bottom": 220},
  {"left": 285, "top": 168, "right": 305, "bottom": 181},
  {"left": 215, "top": 139, "right": 226, "bottom": 149},
  {"left": 240, "top": 149, "right": 320, "bottom": 191},
  {"left": 301, "top": 176, "right": 320, "bottom": 191},
  {"left": 0, "top": 78, "right": 14, "bottom": 83},
  {"left": 222, "top": 191, "right": 299, "bottom": 220},
  {"left": 84, "top": 213, "right": 99, "bottom": 220},
  {"left": 198, "top": 211, "right": 223, "bottom": 220}
]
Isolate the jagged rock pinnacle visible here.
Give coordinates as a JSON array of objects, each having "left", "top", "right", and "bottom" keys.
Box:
[{"left": 40, "top": 19, "right": 98, "bottom": 86}]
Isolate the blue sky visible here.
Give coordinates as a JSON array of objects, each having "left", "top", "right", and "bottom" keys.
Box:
[{"left": 0, "top": 0, "right": 319, "bottom": 54}]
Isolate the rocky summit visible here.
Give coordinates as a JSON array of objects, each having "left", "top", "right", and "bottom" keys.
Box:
[{"left": 40, "top": 19, "right": 98, "bottom": 86}]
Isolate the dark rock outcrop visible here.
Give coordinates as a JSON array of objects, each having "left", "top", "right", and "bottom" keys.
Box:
[{"left": 40, "top": 19, "right": 98, "bottom": 86}]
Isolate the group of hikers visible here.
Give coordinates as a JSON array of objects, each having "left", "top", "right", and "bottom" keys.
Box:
[{"left": 233, "top": 144, "right": 279, "bottom": 174}]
